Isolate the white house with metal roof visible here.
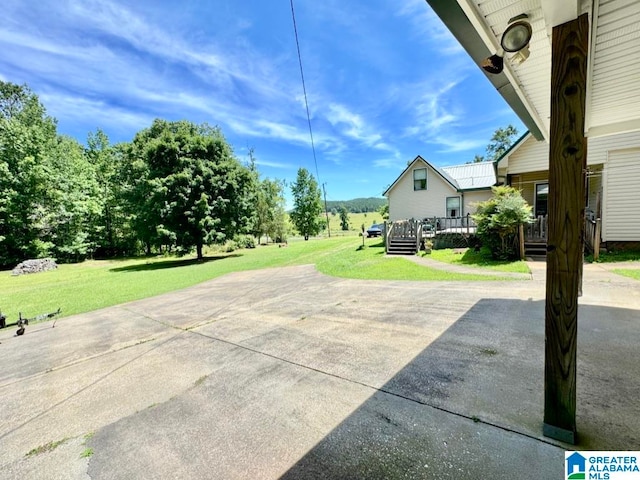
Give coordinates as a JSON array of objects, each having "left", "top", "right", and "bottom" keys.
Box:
[{"left": 383, "top": 156, "right": 496, "bottom": 222}]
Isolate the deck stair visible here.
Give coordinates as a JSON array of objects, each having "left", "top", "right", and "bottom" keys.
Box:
[
  {"left": 524, "top": 241, "right": 547, "bottom": 260},
  {"left": 387, "top": 237, "right": 418, "bottom": 255},
  {"left": 385, "top": 220, "right": 421, "bottom": 256}
]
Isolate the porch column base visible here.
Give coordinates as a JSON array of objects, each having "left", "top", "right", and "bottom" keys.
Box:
[{"left": 543, "top": 423, "right": 576, "bottom": 444}]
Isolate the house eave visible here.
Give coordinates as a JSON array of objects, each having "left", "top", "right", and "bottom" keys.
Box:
[
  {"left": 425, "top": 0, "right": 545, "bottom": 141},
  {"left": 494, "top": 131, "right": 532, "bottom": 168},
  {"left": 383, "top": 155, "right": 459, "bottom": 196},
  {"left": 460, "top": 186, "right": 494, "bottom": 192}
]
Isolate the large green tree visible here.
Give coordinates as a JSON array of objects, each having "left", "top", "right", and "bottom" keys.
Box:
[
  {"left": 339, "top": 206, "right": 349, "bottom": 231},
  {"left": 44, "top": 136, "right": 102, "bottom": 262},
  {"left": 0, "top": 82, "right": 58, "bottom": 266},
  {"left": 254, "top": 177, "right": 288, "bottom": 243},
  {"left": 86, "top": 130, "right": 136, "bottom": 257},
  {"left": 472, "top": 124, "right": 519, "bottom": 163},
  {"left": 127, "top": 119, "right": 255, "bottom": 259},
  {"left": 290, "top": 168, "right": 323, "bottom": 240}
]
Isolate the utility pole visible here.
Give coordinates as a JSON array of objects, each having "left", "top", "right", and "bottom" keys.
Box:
[{"left": 322, "top": 182, "right": 330, "bottom": 238}]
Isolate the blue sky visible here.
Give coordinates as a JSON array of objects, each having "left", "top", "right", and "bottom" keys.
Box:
[{"left": 1, "top": 0, "right": 524, "bottom": 203}]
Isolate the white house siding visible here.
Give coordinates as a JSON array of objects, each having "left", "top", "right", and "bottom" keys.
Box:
[
  {"left": 589, "top": 0, "right": 640, "bottom": 134},
  {"left": 506, "top": 135, "right": 549, "bottom": 174},
  {"left": 462, "top": 190, "right": 492, "bottom": 216},
  {"left": 388, "top": 161, "right": 458, "bottom": 221},
  {"left": 603, "top": 148, "right": 640, "bottom": 241},
  {"left": 504, "top": 131, "right": 640, "bottom": 175}
]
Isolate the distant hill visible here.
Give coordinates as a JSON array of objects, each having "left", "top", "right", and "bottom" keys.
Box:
[{"left": 325, "top": 197, "right": 386, "bottom": 213}]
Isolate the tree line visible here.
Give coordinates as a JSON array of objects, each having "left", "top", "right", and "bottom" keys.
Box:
[
  {"left": 325, "top": 197, "right": 386, "bottom": 214},
  {"left": 0, "top": 81, "right": 306, "bottom": 267}
]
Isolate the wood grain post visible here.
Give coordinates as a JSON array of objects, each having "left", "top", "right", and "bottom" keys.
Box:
[
  {"left": 543, "top": 13, "right": 589, "bottom": 444},
  {"left": 594, "top": 191, "right": 602, "bottom": 261},
  {"left": 519, "top": 224, "right": 525, "bottom": 260}
]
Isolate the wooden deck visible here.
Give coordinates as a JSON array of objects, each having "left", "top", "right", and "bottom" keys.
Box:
[
  {"left": 387, "top": 214, "right": 602, "bottom": 260},
  {"left": 385, "top": 216, "right": 477, "bottom": 254}
]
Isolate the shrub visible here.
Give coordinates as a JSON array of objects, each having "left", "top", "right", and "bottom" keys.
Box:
[
  {"left": 472, "top": 186, "right": 532, "bottom": 260},
  {"left": 233, "top": 235, "right": 256, "bottom": 249},
  {"left": 223, "top": 240, "right": 238, "bottom": 252}
]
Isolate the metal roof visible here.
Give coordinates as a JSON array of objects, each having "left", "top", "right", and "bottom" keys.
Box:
[
  {"left": 442, "top": 162, "right": 497, "bottom": 190},
  {"left": 383, "top": 156, "right": 496, "bottom": 196}
]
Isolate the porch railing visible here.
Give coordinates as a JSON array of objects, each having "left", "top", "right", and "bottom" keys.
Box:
[
  {"left": 522, "top": 214, "right": 602, "bottom": 260},
  {"left": 585, "top": 217, "right": 602, "bottom": 260},
  {"left": 525, "top": 215, "right": 548, "bottom": 242}
]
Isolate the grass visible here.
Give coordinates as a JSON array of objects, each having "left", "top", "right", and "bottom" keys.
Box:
[
  {"left": 1, "top": 236, "right": 514, "bottom": 322},
  {"left": 585, "top": 249, "right": 640, "bottom": 263},
  {"left": 323, "top": 211, "right": 383, "bottom": 238},
  {"left": 26, "top": 438, "right": 70, "bottom": 457},
  {"left": 612, "top": 269, "right": 640, "bottom": 280},
  {"left": 316, "top": 241, "right": 504, "bottom": 281},
  {"left": 80, "top": 448, "right": 94, "bottom": 458},
  {"left": 428, "top": 247, "right": 530, "bottom": 274}
]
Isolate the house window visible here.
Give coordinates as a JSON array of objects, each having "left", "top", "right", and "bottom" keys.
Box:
[
  {"left": 413, "top": 168, "right": 427, "bottom": 190},
  {"left": 535, "top": 183, "right": 548, "bottom": 216},
  {"left": 446, "top": 196, "right": 461, "bottom": 217}
]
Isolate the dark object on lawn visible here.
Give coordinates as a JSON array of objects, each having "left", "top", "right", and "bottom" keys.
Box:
[
  {"left": 0, "top": 308, "right": 61, "bottom": 336},
  {"left": 366, "top": 224, "right": 384, "bottom": 238}
]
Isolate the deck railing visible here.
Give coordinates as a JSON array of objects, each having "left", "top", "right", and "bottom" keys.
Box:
[
  {"left": 523, "top": 214, "right": 602, "bottom": 260},
  {"left": 386, "top": 219, "right": 422, "bottom": 254},
  {"left": 388, "top": 219, "right": 420, "bottom": 238},
  {"left": 385, "top": 216, "right": 478, "bottom": 253},
  {"left": 525, "top": 215, "right": 548, "bottom": 242},
  {"left": 585, "top": 217, "right": 602, "bottom": 260},
  {"left": 421, "top": 214, "right": 476, "bottom": 236}
]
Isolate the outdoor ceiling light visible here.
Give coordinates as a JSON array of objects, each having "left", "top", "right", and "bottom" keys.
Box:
[
  {"left": 481, "top": 14, "right": 532, "bottom": 75},
  {"left": 500, "top": 20, "right": 532, "bottom": 52}
]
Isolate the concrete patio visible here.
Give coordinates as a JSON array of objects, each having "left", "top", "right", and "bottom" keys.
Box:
[{"left": 0, "top": 261, "right": 638, "bottom": 479}]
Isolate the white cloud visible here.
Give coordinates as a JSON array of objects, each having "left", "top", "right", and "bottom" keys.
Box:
[
  {"left": 373, "top": 157, "right": 400, "bottom": 169},
  {"left": 432, "top": 136, "right": 487, "bottom": 153},
  {"left": 40, "top": 92, "right": 154, "bottom": 137},
  {"left": 255, "top": 159, "right": 292, "bottom": 169},
  {"left": 396, "top": 0, "right": 464, "bottom": 55},
  {"left": 0, "top": 0, "right": 319, "bottom": 148},
  {"left": 325, "top": 103, "right": 383, "bottom": 146}
]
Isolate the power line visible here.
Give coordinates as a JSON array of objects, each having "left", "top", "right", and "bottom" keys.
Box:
[
  {"left": 290, "top": 0, "right": 330, "bottom": 236},
  {"left": 289, "top": 0, "right": 320, "bottom": 183}
]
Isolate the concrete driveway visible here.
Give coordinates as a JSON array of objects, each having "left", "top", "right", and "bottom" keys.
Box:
[{"left": 1, "top": 262, "right": 639, "bottom": 479}]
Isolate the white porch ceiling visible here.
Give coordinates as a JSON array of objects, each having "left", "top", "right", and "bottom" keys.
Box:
[{"left": 450, "top": 0, "right": 640, "bottom": 139}]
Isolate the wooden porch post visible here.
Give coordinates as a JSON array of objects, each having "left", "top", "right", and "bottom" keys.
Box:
[{"left": 543, "top": 14, "right": 589, "bottom": 444}]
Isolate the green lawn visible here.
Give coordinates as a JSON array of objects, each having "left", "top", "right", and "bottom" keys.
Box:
[
  {"left": 612, "top": 269, "right": 640, "bottom": 280},
  {"left": 0, "top": 236, "right": 514, "bottom": 322},
  {"left": 324, "top": 211, "right": 383, "bottom": 237},
  {"left": 585, "top": 250, "right": 640, "bottom": 263},
  {"left": 316, "top": 241, "right": 504, "bottom": 281},
  {"left": 428, "top": 247, "right": 531, "bottom": 274}
]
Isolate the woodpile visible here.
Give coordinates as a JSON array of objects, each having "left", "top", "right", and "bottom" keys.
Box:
[{"left": 11, "top": 258, "right": 58, "bottom": 276}]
